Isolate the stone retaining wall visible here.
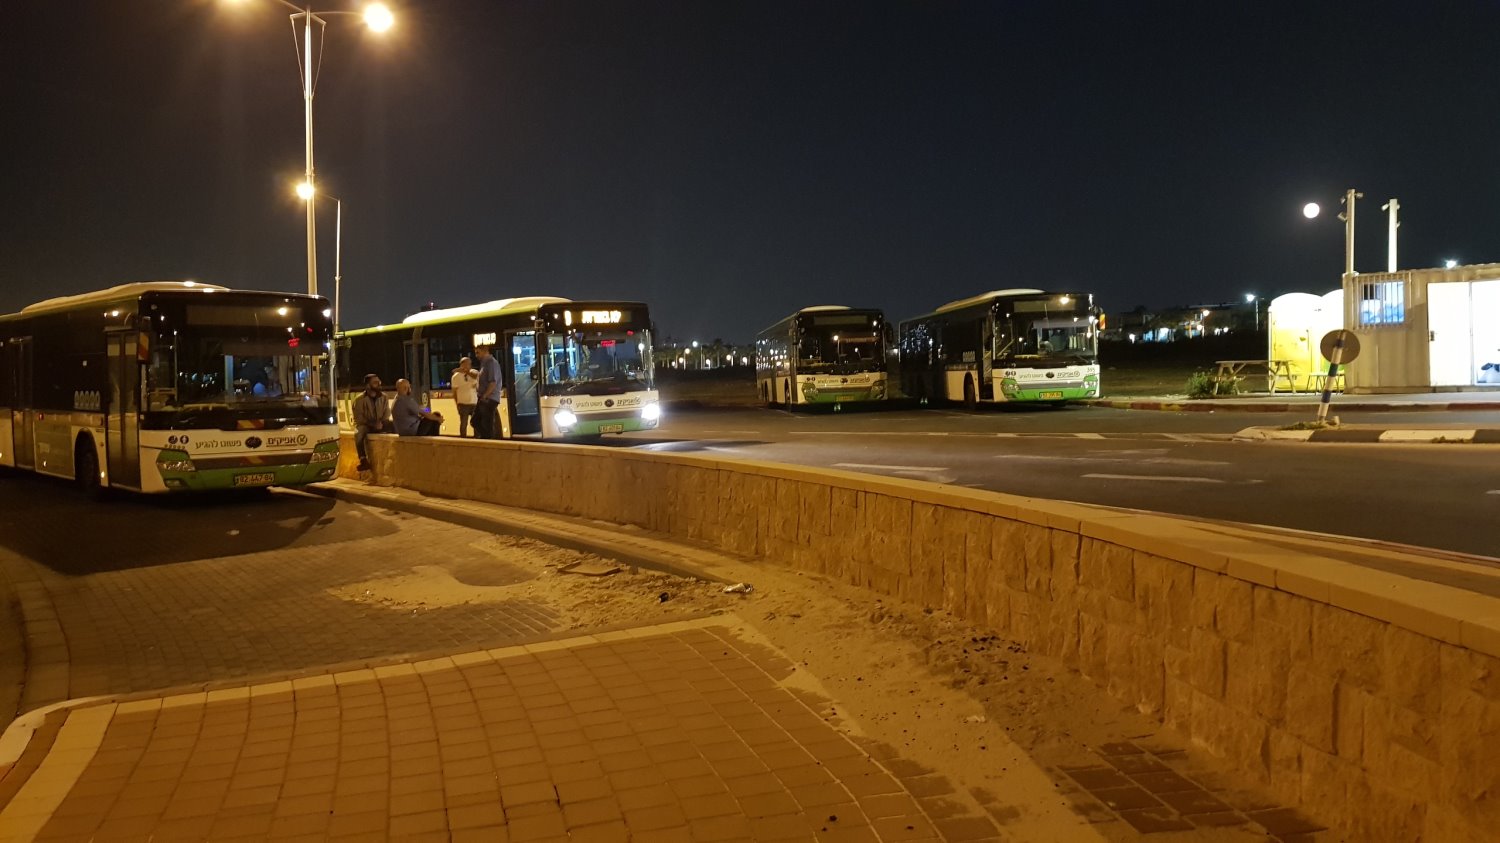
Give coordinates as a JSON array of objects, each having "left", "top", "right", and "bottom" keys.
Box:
[{"left": 342, "top": 433, "right": 1500, "bottom": 842}]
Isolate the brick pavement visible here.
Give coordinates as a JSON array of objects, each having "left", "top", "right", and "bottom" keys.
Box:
[
  {"left": 0, "top": 617, "right": 975, "bottom": 842},
  {"left": 1, "top": 495, "right": 566, "bottom": 706}
]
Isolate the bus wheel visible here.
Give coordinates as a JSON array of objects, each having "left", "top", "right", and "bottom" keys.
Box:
[
  {"left": 963, "top": 376, "right": 978, "bottom": 411},
  {"left": 75, "top": 438, "right": 105, "bottom": 500}
]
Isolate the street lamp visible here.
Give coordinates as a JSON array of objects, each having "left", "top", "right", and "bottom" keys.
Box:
[
  {"left": 297, "top": 182, "right": 344, "bottom": 404},
  {"left": 1245, "top": 293, "right": 1259, "bottom": 331},
  {"left": 295, "top": 183, "right": 344, "bottom": 335},
  {"left": 228, "top": 0, "right": 393, "bottom": 298},
  {"left": 1444, "top": 258, "right": 1459, "bottom": 269}
]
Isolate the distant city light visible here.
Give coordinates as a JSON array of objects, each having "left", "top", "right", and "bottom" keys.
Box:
[
  {"left": 1245, "top": 293, "right": 1256, "bottom": 303},
  {"left": 1444, "top": 258, "right": 1458, "bottom": 269},
  {"left": 1303, "top": 202, "right": 1321, "bottom": 219}
]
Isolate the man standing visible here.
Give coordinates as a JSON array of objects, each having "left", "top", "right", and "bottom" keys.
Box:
[
  {"left": 451, "top": 356, "right": 479, "bottom": 437},
  {"left": 352, "top": 373, "right": 389, "bottom": 471},
  {"left": 473, "top": 344, "right": 502, "bottom": 439}
]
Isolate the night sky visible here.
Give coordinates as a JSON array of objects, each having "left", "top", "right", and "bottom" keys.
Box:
[{"left": 4, "top": 1, "right": 1498, "bottom": 342}]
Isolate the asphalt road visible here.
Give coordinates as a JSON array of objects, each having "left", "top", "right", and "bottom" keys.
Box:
[{"left": 620, "top": 405, "right": 1500, "bottom": 558}]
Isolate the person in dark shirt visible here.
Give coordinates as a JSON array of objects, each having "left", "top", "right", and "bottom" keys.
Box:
[
  {"left": 473, "top": 344, "right": 503, "bottom": 439},
  {"left": 351, "top": 374, "right": 390, "bottom": 471}
]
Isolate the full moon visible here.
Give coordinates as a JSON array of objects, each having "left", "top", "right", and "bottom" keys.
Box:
[{"left": 1303, "top": 202, "right": 1321, "bottom": 219}]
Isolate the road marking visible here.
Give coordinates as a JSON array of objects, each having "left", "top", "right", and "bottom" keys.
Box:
[
  {"left": 1082, "top": 473, "right": 1226, "bottom": 484},
  {"left": 1488, "top": 490, "right": 1500, "bottom": 495},
  {"left": 834, "top": 462, "right": 947, "bottom": 472}
]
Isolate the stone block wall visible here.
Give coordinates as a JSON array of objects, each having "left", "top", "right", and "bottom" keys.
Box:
[{"left": 345, "top": 433, "right": 1500, "bottom": 841}]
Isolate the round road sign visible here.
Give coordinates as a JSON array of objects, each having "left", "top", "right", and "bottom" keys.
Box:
[{"left": 1320, "top": 329, "right": 1361, "bottom": 363}]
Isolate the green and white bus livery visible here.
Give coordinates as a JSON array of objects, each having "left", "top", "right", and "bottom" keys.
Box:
[
  {"left": 340, "top": 297, "right": 660, "bottom": 439},
  {"left": 899, "top": 289, "right": 1102, "bottom": 408},
  {"left": 755, "top": 306, "right": 891, "bottom": 407},
  {"left": 0, "top": 282, "right": 340, "bottom": 495}
]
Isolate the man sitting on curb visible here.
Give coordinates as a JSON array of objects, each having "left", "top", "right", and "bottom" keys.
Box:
[
  {"left": 352, "top": 373, "right": 389, "bottom": 472},
  {"left": 393, "top": 378, "right": 445, "bottom": 437}
]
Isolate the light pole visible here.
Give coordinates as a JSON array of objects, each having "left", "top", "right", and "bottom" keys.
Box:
[
  {"left": 297, "top": 182, "right": 344, "bottom": 406},
  {"left": 1301, "top": 189, "right": 1363, "bottom": 279},
  {"left": 228, "top": 1, "right": 392, "bottom": 298},
  {"left": 1244, "top": 293, "right": 1259, "bottom": 332},
  {"left": 296, "top": 183, "right": 343, "bottom": 334}
]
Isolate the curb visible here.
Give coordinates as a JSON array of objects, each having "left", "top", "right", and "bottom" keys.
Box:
[
  {"left": 304, "top": 481, "right": 738, "bottom": 584},
  {"left": 1083, "top": 398, "right": 1500, "bottom": 413},
  {"left": 1234, "top": 427, "right": 1500, "bottom": 444}
]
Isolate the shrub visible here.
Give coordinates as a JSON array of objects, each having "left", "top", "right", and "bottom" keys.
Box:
[{"left": 1184, "top": 370, "right": 1226, "bottom": 399}]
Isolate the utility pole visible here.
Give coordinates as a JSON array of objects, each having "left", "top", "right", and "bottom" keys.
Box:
[
  {"left": 1339, "top": 189, "right": 1363, "bottom": 278},
  {"left": 1381, "top": 198, "right": 1399, "bottom": 272}
]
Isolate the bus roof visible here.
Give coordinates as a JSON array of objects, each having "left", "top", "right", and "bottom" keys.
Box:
[
  {"left": 932, "top": 289, "right": 1047, "bottom": 314},
  {"left": 13, "top": 281, "right": 231, "bottom": 318},
  {"left": 763, "top": 304, "right": 887, "bottom": 330},
  {"left": 400, "top": 296, "right": 572, "bottom": 327}
]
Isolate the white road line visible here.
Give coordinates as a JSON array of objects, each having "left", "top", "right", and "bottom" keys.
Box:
[
  {"left": 834, "top": 462, "right": 948, "bottom": 472},
  {"left": 1082, "top": 473, "right": 1226, "bottom": 483},
  {"left": 1488, "top": 490, "right": 1500, "bottom": 495}
]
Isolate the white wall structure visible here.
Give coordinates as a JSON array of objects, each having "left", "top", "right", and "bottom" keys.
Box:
[{"left": 1342, "top": 263, "right": 1500, "bottom": 393}]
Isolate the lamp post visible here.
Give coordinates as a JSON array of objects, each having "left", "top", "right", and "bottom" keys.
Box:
[
  {"left": 1245, "top": 293, "right": 1259, "bottom": 332},
  {"left": 297, "top": 182, "right": 344, "bottom": 407},
  {"left": 228, "top": 0, "right": 392, "bottom": 298},
  {"left": 1301, "top": 188, "right": 1363, "bottom": 279}
]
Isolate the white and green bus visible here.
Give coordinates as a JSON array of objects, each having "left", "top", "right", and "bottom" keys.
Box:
[
  {"left": 0, "top": 281, "right": 341, "bottom": 494},
  {"left": 754, "top": 306, "right": 891, "bottom": 407},
  {"left": 339, "top": 297, "right": 661, "bottom": 438},
  {"left": 899, "top": 289, "right": 1102, "bottom": 407}
]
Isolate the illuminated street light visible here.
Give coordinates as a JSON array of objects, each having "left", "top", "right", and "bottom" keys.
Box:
[
  {"left": 226, "top": 1, "right": 393, "bottom": 299},
  {"left": 1245, "top": 293, "right": 1259, "bottom": 331},
  {"left": 1445, "top": 258, "right": 1459, "bottom": 269}
]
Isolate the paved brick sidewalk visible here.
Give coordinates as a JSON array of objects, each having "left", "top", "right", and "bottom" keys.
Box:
[{"left": 0, "top": 617, "right": 975, "bottom": 843}]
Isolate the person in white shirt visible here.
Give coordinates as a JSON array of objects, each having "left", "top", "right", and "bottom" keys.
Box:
[{"left": 451, "top": 356, "right": 480, "bottom": 437}]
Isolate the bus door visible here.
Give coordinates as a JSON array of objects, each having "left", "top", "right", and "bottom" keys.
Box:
[
  {"left": 403, "top": 339, "right": 430, "bottom": 403},
  {"left": 980, "top": 313, "right": 995, "bottom": 400},
  {"left": 6, "top": 338, "right": 33, "bottom": 469},
  {"left": 504, "top": 329, "right": 541, "bottom": 435},
  {"left": 105, "top": 329, "right": 141, "bottom": 488}
]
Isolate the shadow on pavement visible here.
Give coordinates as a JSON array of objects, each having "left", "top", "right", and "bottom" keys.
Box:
[{"left": 0, "top": 471, "right": 382, "bottom": 576}]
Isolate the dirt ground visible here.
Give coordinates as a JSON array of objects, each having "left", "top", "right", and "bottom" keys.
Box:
[{"left": 332, "top": 534, "right": 1272, "bottom": 841}]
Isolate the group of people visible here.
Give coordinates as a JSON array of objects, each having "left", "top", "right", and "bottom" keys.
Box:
[{"left": 350, "top": 344, "right": 505, "bottom": 472}]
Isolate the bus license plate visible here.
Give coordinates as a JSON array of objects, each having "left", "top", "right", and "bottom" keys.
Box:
[
  {"left": 598, "top": 423, "right": 625, "bottom": 434},
  {"left": 1039, "top": 391, "right": 1064, "bottom": 400},
  {"left": 233, "top": 473, "right": 275, "bottom": 487}
]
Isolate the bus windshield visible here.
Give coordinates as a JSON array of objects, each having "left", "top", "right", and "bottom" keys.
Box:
[
  {"left": 542, "top": 329, "right": 654, "bottom": 394},
  {"left": 797, "top": 314, "right": 884, "bottom": 374},
  {"left": 995, "top": 312, "right": 1097, "bottom": 364},
  {"left": 144, "top": 303, "right": 332, "bottom": 425}
]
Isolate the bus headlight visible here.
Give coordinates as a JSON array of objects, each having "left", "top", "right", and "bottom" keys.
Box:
[
  {"left": 641, "top": 402, "right": 661, "bottom": 421},
  {"left": 157, "top": 450, "right": 195, "bottom": 473},
  {"left": 555, "top": 409, "right": 578, "bottom": 428}
]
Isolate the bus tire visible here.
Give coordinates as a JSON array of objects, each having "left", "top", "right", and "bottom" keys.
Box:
[
  {"left": 963, "top": 376, "right": 978, "bottom": 411},
  {"left": 75, "top": 437, "right": 105, "bottom": 500}
]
